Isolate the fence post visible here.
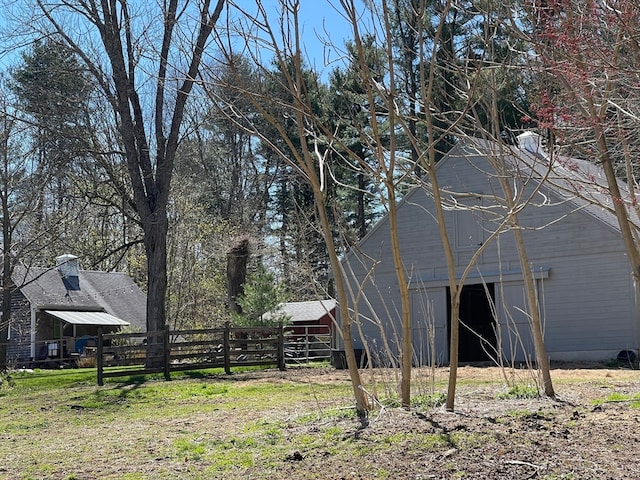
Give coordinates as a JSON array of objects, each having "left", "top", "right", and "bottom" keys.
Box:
[
  {"left": 163, "top": 324, "right": 171, "bottom": 381},
  {"left": 97, "top": 328, "right": 104, "bottom": 386},
  {"left": 305, "top": 325, "right": 310, "bottom": 362},
  {"left": 223, "top": 322, "right": 231, "bottom": 375},
  {"left": 277, "top": 322, "right": 285, "bottom": 371}
]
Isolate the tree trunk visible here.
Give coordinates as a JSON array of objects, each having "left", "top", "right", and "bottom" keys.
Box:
[
  {"left": 487, "top": 144, "right": 555, "bottom": 396},
  {"left": 227, "top": 238, "right": 250, "bottom": 315},
  {"left": 485, "top": 64, "right": 555, "bottom": 397},
  {"left": 387, "top": 184, "right": 412, "bottom": 409},
  {"left": 0, "top": 284, "right": 10, "bottom": 372},
  {"left": 142, "top": 209, "right": 169, "bottom": 367},
  {"left": 487, "top": 141, "right": 555, "bottom": 397},
  {"left": 424, "top": 162, "right": 460, "bottom": 412},
  {"left": 0, "top": 178, "right": 12, "bottom": 372},
  {"left": 489, "top": 137, "right": 555, "bottom": 397},
  {"left": 512, "top": 221, "right": 554, "bottom": 397},
  {"left": 314, "top": 187, "right": 370, "bottom": 415},
  {"left": 354, "top": 142, "right": 367, "bottom": 240},
  {"left": 446, "top": 290, "right": 461, "bottom": 410}
]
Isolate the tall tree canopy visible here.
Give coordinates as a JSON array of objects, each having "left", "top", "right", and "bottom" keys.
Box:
[{"left": 22, "top": 0, "right": 226, "bottom": 343}]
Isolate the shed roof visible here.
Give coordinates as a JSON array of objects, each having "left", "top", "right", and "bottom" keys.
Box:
[{"left": 271, "top": 299, "right": 336, "bottom": 323}]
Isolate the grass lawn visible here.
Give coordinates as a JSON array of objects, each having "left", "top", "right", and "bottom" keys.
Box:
[
  {"left": 1, "top": 366, "right": 356, "bottom": 480},
  {"left": 1, "top": 364, "right": 639, "bottom": 479}
]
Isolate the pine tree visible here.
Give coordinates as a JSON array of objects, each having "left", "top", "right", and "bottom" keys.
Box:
[{"left": 233, "top": 267, "right": 290, "bottom": 327}]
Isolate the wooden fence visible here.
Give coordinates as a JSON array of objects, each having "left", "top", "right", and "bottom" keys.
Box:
[
  {"left": 96, "top": 323, "right": 331, "bottom": 385},
  {"left": 282, "top": 324, "right": 331, "bottom": 363}
]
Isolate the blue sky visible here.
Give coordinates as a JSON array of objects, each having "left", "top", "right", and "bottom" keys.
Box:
[
  {"left": 258, "top": 0, "right": 357, "bottom": 77},
  {"left": 0, "top": 1, "right": 359, "bottom": 75},
  {"left": 295, "top": 2, "right": 353, "bottom": 70}
]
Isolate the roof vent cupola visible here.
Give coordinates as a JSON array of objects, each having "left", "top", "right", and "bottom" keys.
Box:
[
  {"left": 56, "top": 254, "right": 79, "bottom": 279},
  {"left": 517, "top": 131, "right": 547, "bottom": 159}
]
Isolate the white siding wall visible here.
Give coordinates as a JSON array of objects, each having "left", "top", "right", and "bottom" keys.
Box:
[
  {"left": 340, "top": 145, "right": 639, "bottom": 363},
  {"left": 411, "top": 288, "right": 448, "bottom": 365},
  {"left": 496, "top": 281, "right": 535, "bottom": 363}
]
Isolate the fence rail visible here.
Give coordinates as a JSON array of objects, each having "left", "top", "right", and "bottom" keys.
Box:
[
  {"left": 96, "top": 323, "right": 289, "bottom": 385},
  {"left": 284, "top": 324, "right": 331, "bottom": 364},
  {"left": 2, "top": 323, "right": 332, "bottom": 382},
  {"left": 96, "top": 322, "right": 332, "bottom": 385}
]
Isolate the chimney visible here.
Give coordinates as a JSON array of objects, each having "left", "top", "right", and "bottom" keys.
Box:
[
  {"left": 517, "top": 131, "right": 546, "bottom": 158},
  {"left": 56, "top": 253, "right": 79, "bottom": 278}
]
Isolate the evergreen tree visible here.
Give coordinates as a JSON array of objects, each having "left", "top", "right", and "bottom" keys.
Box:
[
  {"left": 194, "top": 54, "right": 272, "bottom": 228},
  {"left": 233, "top": 267, "right": 290, "bottom": 327},
  {"left": 11, "top": 38, "right": 93, "bottom": 226},
  {"left": 258, "top": 60, "right": 336, "bottom": 298},
  {"left": 11, "top": 39, "right": 143, "bottom": 272}
]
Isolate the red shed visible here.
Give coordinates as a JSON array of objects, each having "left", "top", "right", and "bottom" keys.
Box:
[{"left": 278, "top": 299, "right": 336, "bottom": 336}]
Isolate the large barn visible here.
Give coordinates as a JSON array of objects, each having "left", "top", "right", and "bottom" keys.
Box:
[{"left": 334, "top": 133, "right": 640, "bottom": 366}]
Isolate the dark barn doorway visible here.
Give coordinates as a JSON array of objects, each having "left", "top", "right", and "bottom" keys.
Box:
[{"left": 447, "top": 283, "right": 497, "bottom": 362}]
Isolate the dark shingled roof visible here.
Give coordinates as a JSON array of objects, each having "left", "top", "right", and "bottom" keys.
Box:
[{"left": 13, "top": 265, "right": 147, "bottom": 333}]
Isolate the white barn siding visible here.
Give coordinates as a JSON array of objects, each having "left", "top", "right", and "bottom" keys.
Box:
[
  {"left": 338, "top": 140, "right": 640, "bottom": 365},
  {"left": 495, "top": 281, "right": 535, "bottom": 363},
  {"left": 534, "top": 252, "right": 636, "bottom": 359},
  {"left": 411, "top": 288, "right": 448, "bottom": 365}
]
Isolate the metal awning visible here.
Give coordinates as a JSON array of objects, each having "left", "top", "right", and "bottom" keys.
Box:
[{"left": 44, "top": 310, "right": 130, "bottom": 326}]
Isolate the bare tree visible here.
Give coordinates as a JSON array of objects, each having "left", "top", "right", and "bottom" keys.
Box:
[
  {"left": 337, "top": 0, "right": 556, "bottom": 410},
  {"left": 0, "top": 78, "right": 67, "bottom": 370},
  {"left": 209, "top": 0, "right": 371, "bottom": 414},
  {"left": 17, "top": 0, "right": 226, "bottom": 345},
  {"left": 467, "top": 5, "right": 555, "bottom": 398},
  {"left": 208, "top": 0, "right": 555, "bottom": 414},
  {"left": 337, "top": 0, "right": 462, "bottom": 410},
  {"left": 519, "top": 0, "right": 640, "bottom": 302},
  {"left": 165, "top": 174, "right": 231, "bottom": 330}
]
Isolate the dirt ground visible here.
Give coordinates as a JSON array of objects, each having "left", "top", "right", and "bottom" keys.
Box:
[{"left": 259, "top": 365, "right": 640, "bottom": 480}]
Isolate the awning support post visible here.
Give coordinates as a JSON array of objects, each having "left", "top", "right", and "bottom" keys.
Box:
[{"left": 97, "top": 328, "right": 104, "bottom": 386}]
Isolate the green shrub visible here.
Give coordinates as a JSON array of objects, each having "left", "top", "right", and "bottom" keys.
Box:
[
  {"left": 413, "top": 392, "right": 446, "bottom": 409},
  {"left": 497, "top": 384, "right": 539, "bottom": 399}
]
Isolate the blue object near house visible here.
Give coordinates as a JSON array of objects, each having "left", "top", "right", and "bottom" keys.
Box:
[{"left": 75, "top": 336, "right": 98, "bottom": 355}]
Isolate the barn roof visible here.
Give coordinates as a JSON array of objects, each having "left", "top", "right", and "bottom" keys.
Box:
[
  {"left": 346, "top": 133, "right": 637, "bottom": 259},
  {"left": 458, "top": 134, "right": 638, "bottom": 233}
]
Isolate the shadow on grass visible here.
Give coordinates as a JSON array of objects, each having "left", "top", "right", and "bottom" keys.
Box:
[
  {"left": 91, "top": 375, "right": 148, "bottom": 405},
  {"left": 115, "top": 374, "right": 148, "bottom": 387}
]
